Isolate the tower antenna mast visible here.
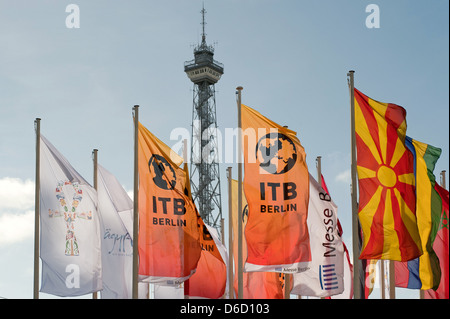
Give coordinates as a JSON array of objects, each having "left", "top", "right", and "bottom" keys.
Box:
[{"left": 184, "top": 5, "right": 224, "bottom": 236}]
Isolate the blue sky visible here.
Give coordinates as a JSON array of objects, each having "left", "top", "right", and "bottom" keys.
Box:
[{"left": 0, "top": 0, "right": 448, "bottom": 299}]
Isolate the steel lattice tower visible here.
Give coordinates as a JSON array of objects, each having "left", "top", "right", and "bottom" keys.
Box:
[{"left": 184, "top": 7, "right": 223, "bottom": 235}]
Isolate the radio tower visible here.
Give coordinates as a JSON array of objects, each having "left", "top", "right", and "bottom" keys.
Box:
[{"left": 184, "top": 6, "right": 224, "bottom": 235}]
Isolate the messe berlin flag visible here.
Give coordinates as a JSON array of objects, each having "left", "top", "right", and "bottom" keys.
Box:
[
  {"left": 291, "top": 174, "right": 344, "bottom": 297},
  {"left": 354, "top": 88, "right": 421, "bottom": 261},
  {"left": 137, "top": 122, "right": 202, "bottom": 285},
  {"left": 39, "top": 135, "right": 102, "bottom": 297},
  {"left": 241, "top": 104, "right": 311, "bottom": 273}
]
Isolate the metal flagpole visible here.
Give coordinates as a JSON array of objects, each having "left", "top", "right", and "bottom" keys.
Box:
[
  {"left": 389, "top": 260, "right": 396, "bottom": 299},
  {"left": 182, "top": 138, "right": 189, "bottom": 300},
  {"left": 282, "top": 125, "right": 290, "bottom": 300},
  {"left": 348, "top": 70, "right": 364, "bottom": 299},
  {"left": 92, "top": 148, "right": 99, "bottom": 299},
  {"left": 182, "top": 139, "right": 188, "bottom": 164},
  {"left": 227, "top": 167, "right": 234, "bottom": 299},
  {"left": 316, "top": 156, "right": 322, "bottom": 182},
  {"left": 132, "top": 105, "right": 140, "bottom": 299},
  {"left": 33, "top": 118, "right": 41, "bottom": 300},
  {"left": 380, "top": 260, "right": 386, "bottom": 299},
  {"left": 236, "top": 86, "right": 244, "bottom": 299},
  {"left": 316, "top": 156, "right": 323, "bottom": 300},
  {"left": 441, "top": 170, "right": 446, "bottom": 189}
]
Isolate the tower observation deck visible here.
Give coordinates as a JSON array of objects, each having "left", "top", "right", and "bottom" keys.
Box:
[{"left": 184, "top": 6, "right": 223, "bottom": 235}]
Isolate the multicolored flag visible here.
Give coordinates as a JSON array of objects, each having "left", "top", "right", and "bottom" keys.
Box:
[
  {"left": 231, "top": 179, "right": 285, "bottom": 298},
  {"left": 241, "top": 104, "right": 311, "bottom": 273},
  {"left": 137, "top": 122, "right": 202, "bottom": 285},
  {"left": 39, "top": 135, "right": 101, "bottom": 297},
  {"left": 425, "top": 183, "right": 449, "bottom": 299},
  {"left": 395, "top": 137, "right": 442, "bottom": 291},
  {"left": 291, "top": 174, "right": 344, "bottom": 297},
  {"left": 354, "top": 88, "right": 421, "bottom": 261}
]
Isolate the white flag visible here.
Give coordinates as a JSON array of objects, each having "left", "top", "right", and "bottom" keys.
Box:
[
  {"left": 154, "top": 284, "right": 184, "bottom": 299},
  {"left": 291, "top": 174, "right": 344, "bottom": 297},
  {"left": 39, "top": 135, "right": 102, "bottom": 297},
  {"left": 328, "top": 242, "right": 353, "bottom": 299},
  {"left": 97, "top": 164, "right": 133, "bottom": 299}
]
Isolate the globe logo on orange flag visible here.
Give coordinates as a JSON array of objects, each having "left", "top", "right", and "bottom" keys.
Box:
[
  {"left": 148, "top": 154, "right": 176, "bottom": 190},
  {"left": 256, "top": 132, "right": 297, "bottom": 175}
]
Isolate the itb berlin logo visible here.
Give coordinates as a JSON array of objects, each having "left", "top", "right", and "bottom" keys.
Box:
[
  {"left": 148, "top": 154, "right": 177, "bottom": 190},
  {"left": 256, "top": 132, "right": 297, "bottom": 175}
]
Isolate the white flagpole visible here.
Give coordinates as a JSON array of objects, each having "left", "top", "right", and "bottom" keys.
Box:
[
  {"left": 33, "top": 118, "right": 41, "bottom": 300},
  {"left": 236, "top": 86, "right": 244, "bottom": 299},
  {"left": 227, "top": 167, "right": 234, "bottom": 299},
  {"left": 348, "top": 70, "right": 364, "bottom": 299},
  {"left": 132, "top": 105, "right": 139, "bottom": 299}
]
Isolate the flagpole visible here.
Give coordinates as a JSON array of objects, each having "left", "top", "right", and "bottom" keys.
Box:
[
  {"left": 132, "top": 105, "right": 139, "bottom": 299},
  {"left": 183, "top": 139, "right": 188, "bottom": 163},
  {"left": 33, "top": 118, "right": 41, "bottom": 300},
  {"left": 316, "top": 156, "right": 324, "bottom": 300},
  {"left": 281, "top": 125, "right": 291, "bottom": 300},
  {"left": 227, "top": 167, "right": 234, "bottom": 299},
  {"left": 236, "top": 86, "right": 244, "bottom": 299},
  {"left": 388, "top": 260, "right": 396, "bottom": 299},
  {"left": 441, "top": 170, "right": 446, "bottom": 189},
  {"left": 316, "top": 156, "right": 322, "bottom": 182},
  {"left": 380, "top": 260, "right": 385, "bottom": 299},
  {"left": 92, "top": 148, "right": 98, "bottom": 299},
  {"left": 348, "top": 70, "right": 364, "bottom": 299}
]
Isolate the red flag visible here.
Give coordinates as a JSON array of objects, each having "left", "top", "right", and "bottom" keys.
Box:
[{"left": 425, "top": 183, "right": 449, "bottom": 299}]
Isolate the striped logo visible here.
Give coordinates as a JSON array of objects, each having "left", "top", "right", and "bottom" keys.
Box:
[{"left": 319, "top": 264, "right": 339, "bottom": 290}]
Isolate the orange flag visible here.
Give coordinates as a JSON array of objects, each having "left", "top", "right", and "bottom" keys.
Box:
[
  {"left": 137, "top": 122, "right": 202, "bottom": 285},
  {"left": 184, "top": 168, "right": 227, "bottom": 299},
  {"left": 231, "top": 179, "right": 286, "bottom": 298},
  {"left": 184, "top": 221, "right": 227, "bottom": 299},
  {"left": 241, "top": 104, "right": 311, "bottom": 273}
]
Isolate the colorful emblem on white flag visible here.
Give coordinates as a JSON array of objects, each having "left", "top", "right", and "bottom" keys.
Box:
[{"left": 39, "top": 135, "right": 102, "bottom": 297}]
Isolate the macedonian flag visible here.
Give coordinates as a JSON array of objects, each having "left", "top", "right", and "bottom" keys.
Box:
[{"left": 354, "top": 88, "right": 422, "bottom": 261}]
